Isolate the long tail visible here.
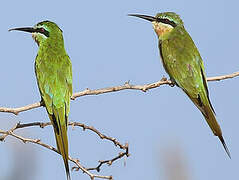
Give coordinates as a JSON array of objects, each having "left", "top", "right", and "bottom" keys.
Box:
[
  {"left": 202, "top": 104, "right": 231, "bottom": 158},
  {"left": 184, "top": 89, "right": 231, "bottom": 158},
  {"left": 50, "top": 107, "right": 71, "bottom": 180}
]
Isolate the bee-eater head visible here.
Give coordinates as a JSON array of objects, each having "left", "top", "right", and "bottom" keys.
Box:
[
  {"left": 129, "top": 12, "right": 184, "bottom": 39},
  {"left": 9, "top": 21, "right": 63, "bottom": 46}
]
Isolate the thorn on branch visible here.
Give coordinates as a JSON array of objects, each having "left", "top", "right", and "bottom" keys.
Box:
[
  {"left": 21, "top": 139, "right": 27, "bottom": 143},
  {"left": 40, "top": 123, "right": 46, "bottom": 128},
  {"left": 14, "top": 111, "right": 19, "bottom": 115},
  {"left": 124, "top": 80, "right": 130, "bottom": 85},
  {"left": 0, "top": 136, "right": 5, "bottom": 141},
  {"left": 161, "top": 76, "right": 167, "bottom": 81}
]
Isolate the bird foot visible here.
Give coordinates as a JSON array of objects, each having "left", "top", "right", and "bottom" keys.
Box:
[
  {"left": 40, "top": 100, "right": 45, "bottom": 107},
  {"left": 169, "top": 78, "right": 177, "bottom": 87}
]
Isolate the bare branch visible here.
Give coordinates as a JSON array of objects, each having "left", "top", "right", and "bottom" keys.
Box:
[
  {"left": 69, "top": 122, "right": 128, "bottom": 151},
  {"left": 1, "top": 71, "right": 238, "bottom": 178},
  {"left": 0, "top": 122, "right": 129, "bottom": 179},
  {"left": 207, "top": 71, "right": 239, "bottom": 81},
  {"left": 0, "top": 71, "right": 238, "bottom": 115},
  {"left": 69, "top": 157, "right": 113, "bottom": 180},
  {"left": 1, "top": 122, "right": 128, "bottom": 151},
  {"left": 0, "top": 102, "right": 42, "bottom": 115},
  {"left": 71, "top": 77, "right": 172, "bottom": 99},
  {"left": 85, "top": 146, "right": 129, "bottom": 172},
  {"left": 0, "top": 128, "right": 111, "bottom": 179}
]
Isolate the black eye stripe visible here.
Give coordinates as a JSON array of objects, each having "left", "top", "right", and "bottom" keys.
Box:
[
  {"left": 157, "top": 18, "right": 177, "bottom": 27},
  {"left": 36, "top": 28, "right": 50, "bottom": 37}
]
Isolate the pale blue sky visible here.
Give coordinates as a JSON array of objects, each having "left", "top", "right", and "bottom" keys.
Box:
[{"left": 1, "top": 0, "right": 238, "bottom": 180}]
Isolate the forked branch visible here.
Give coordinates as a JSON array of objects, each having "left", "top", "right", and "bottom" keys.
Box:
[{"left": 0, "top": 122, "right": 129, "bottom": 180}]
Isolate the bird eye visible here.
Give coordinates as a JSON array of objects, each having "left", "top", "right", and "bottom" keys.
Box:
[
  {"left": 37, "top": 27, "right": 50, "bottom": 37},
  {"left": 39, "top": 28, "right": 45, "bottom": 32}
]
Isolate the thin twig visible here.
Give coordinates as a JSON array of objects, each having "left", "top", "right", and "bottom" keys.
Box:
[
  {"left": 207, "top": 71, "right": 239, "bottom": 81},
  {"left": 0, "top": 102, "right": 42, "bottom": 115},
  {"left": 86, "top": 145, "right": 129, "bottom": 172},
  {"left": 1, "top": 122, "right": 128, "bottom": 150},
  {"left": 69, "top": 157, "right": 113, "bottom": 180},
  {"left": 0, "top": 71, "right": 238, "bottom": 115},
  {"left": 0, "top": 128, "right": 111, "bottom": 179},
  {"left": 70, "top": 122, "right": 128, "bottom": 150},
  {"left": 0, "top": 122, "right": 129, "bottom": 177}
]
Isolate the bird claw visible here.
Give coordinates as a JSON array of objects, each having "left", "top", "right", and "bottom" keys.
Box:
[
  {"left": 169, "top": 82, "right": 175, "bottom": 87},
  {"left": 40, "top": 100, "right": 45, "bottom": 107},
  {"left": 169, "top": 78, "right": 177, "bottom": 87}
]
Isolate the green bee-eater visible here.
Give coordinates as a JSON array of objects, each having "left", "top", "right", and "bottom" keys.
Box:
[
  {"left": 9, "top": 21, "right": 73, "bottom": 179},
  {"left": 129, "top": 12, "right": 230, "bottom": 158}
]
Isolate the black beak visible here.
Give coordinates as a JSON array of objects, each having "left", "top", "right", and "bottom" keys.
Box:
[
  {"left": 128, "top": 14, "right": 156, "bottom": 22},
  {"left": 8, "top": 27, "right": 36, "bottom": 33}
]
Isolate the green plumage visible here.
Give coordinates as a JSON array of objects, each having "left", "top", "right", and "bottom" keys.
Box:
[
  {"left": 35, "top": 21, "right": 72, "bottom": 180},
  {"left": 10, "top": 21, "right": 72, "bottom": 179},
  {"left": 129, "top": 12, "right": 230, "bottom": 158},
  {"left": 158, "top": 18, "right": 222, "bottom": 137}
]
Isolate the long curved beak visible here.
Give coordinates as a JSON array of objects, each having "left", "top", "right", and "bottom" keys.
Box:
[
  {"left": 8, "top": 27, "right": 36, "bottom": 33},
  {"left": 128, "top": 14, "right": 156, "bottom": 22}
]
